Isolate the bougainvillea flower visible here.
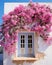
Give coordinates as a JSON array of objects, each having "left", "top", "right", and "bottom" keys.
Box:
[
  {"left": 2, "top": 14, "right": 11, "bottom": 21},
  {"left": 0, "top": 2, "right": 52, "bottom": 55}
]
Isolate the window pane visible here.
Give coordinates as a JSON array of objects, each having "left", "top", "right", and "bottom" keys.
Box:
[
  {"left": 21, "top": 40, "right": 25, "bottom": 43},
  {"left": 21, "top": 35, "right": 25, "bottom": 39},
  {"left": 21, "top": 35, "right": 23, "bottom": 39},
  {"left": 21, "top": 40, "right": 22, "bottom": 43},
  {"left": 21, "top": 44, "right": 25, "bottom": 48},
  {"left": 28, "top": 35, "right": 32, "bottom": 44},
  {"left": 23, "top": 35, "right": 25, "bottom": 38},
  {"left": 23, "top": 40, "right": 25, "bottom": 43},
  {"left": 21, "top": 44, "right": 22, "bottom": 48},
  {"left": 31, "top": 44, "right": 32, "bottom": 48},
  {"left": 23, "top": 44, "right": 25, "bottom": 48},
  {"left": 21, "top": 35, "right": 25, "bottom": 48},
  {"left": 28, "top": 44, "right": 30, "bottom": 48},
  {"left": 28, "top": 40, "right": 32, "bottom": 43},
  {"left": 21, "top": 35, "right": 25, "bottom": 43},
  {"left": 28, "top": 44, "right": 32, "bottom": 48},
  {"left": 28, "top": 35, "right": 32, "bottom": 39}
]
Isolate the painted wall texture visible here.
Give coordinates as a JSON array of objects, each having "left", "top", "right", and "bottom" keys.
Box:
[
  {"left": 3, "top": 36, "right": 52, "bottom": 65},
  {"left": 3, "top": 3, "right": 52, "bottom": 65}
]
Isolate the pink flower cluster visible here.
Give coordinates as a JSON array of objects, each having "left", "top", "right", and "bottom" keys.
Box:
[{"left": 0, "top": 2, "right": 52, "bottom": 54}]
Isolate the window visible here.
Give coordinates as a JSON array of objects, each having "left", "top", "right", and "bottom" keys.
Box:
[
  {"left": 18, "top": 32, "right": 34, "bottom": 57},
  {"left": 21, "top": 35, "right": 25, "bottom": 48},
  {"left": 28, "top": 35, "right": 32, "bottom": 48}
]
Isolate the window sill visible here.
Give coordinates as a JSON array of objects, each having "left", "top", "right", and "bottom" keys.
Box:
[
  {"left": 12, "top": 52, "right": 45, "bottom": 65},
  {"left": 12, "top": 57, "right": 38, "bottom": 65}
]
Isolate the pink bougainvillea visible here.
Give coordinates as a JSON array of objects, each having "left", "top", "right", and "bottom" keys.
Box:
[{"left": 0, "top": 2, "right": 52, "bottom": 54}]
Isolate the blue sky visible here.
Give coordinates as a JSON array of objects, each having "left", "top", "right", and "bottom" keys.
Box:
[{"left": 0, "top": 0, "right": 52, "bottom": 25}]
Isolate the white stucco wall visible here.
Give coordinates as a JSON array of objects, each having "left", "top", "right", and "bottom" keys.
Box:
[
  {"left": 3, "top": 3, "right": 52, "bottom": 65},
  {"left": 3, "top": 37, "right": 52, "bottom": 65}
]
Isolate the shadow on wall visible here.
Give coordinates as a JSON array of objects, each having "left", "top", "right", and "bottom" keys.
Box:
[
  {"left": 38, "top": 37, "right": 49, "bottom": 52},
  {"left": 29, "top": 37, "right": 52, "bottom": 65},
  {"left": 33, "top": 45, "right": 52, "bottom": 65},
  {"left": 22, "top": 42, "right": 52, "bottom": 65}
]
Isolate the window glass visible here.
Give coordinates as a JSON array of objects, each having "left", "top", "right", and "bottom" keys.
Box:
[
  {"left": 28, "top": 44, "right": 32, "bottom": 48},
  {"left": 28, "top": 35, "right": 32, "bottom": 39},
  {"left": 21, "top": 43, "right": 25, "bottom": 48},
  {"left": 21, "top": 35, "right": 25, "bottom": 48},
  {"left": 28, "top": 35, "right": 32, "bottom": 48},
  {"left": 28, "top": 40, "right": 32, "bottom": 43}
]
